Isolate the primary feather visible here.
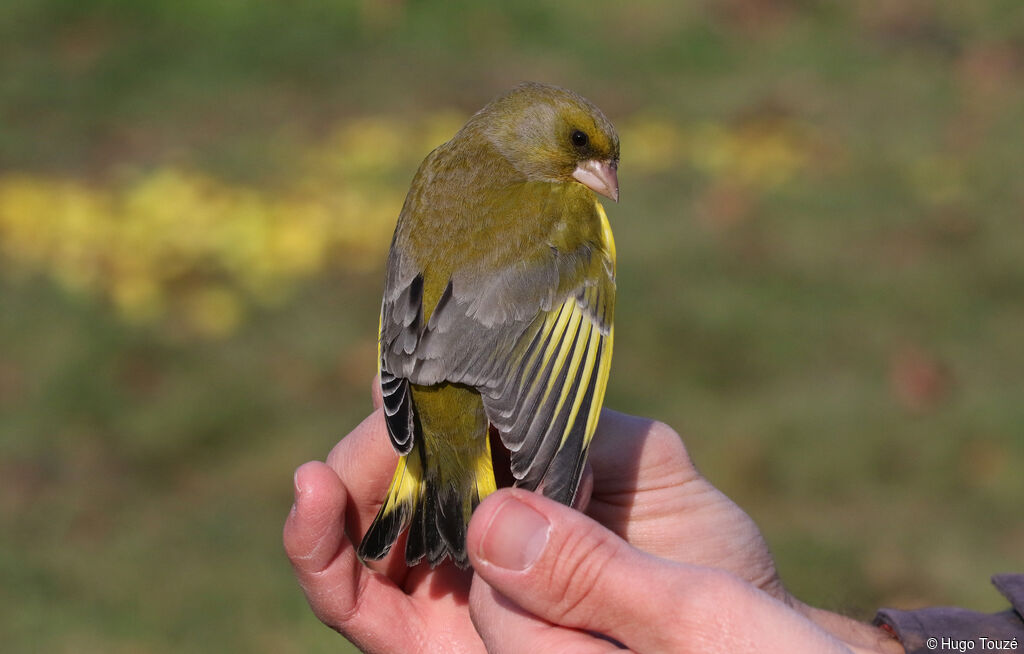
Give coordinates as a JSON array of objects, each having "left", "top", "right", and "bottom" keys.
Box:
[{"left": 358, "top": 82, "right": 619, "bottom": 568}]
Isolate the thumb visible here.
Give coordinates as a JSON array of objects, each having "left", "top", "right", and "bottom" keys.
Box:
[
  {"left": 467, "top": 488, "right": 680, "bottom": 651},
  {"left": 466, "top": 489, "right": 848, "bottom": 654}
]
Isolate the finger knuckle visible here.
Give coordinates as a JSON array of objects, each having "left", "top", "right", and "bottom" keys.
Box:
[
  {"left": 644, "top": 420, "right": 691, "bottom": 466},
  {"left": 638, "top": 421, "right": 700, "bottom": 491},
  {"left": 544, "top": 525, "right": 624, "bottom": 625}
]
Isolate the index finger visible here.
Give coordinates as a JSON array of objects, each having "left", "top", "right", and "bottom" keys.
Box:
[
  {"left": 325, "top": 409, "right": 397, "bottom": 523},
  {"left": 584, "top": 410, "right": 700, "bottom": 538},
  {"left": 325, "top": 405, "right": 415, "bottom": 579},
  {"left": 588, "top": 409, "right": 697, "bottom": 489}
]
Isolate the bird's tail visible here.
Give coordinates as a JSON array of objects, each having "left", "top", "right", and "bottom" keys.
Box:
[
  {"left": 356, "top": 442, "right": 425, "bottom": 564},
  {"left": 357, "top": 388, "right": 496, "bottom": 568}
]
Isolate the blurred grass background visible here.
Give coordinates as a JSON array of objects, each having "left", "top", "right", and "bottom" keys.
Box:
[{"left": 2, "top": 0, "right": 1023, "bottom": 651}]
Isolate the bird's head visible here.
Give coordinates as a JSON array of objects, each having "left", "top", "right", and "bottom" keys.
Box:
[{"left": 478, "top": 82, "right": 620, "bottom": 202}]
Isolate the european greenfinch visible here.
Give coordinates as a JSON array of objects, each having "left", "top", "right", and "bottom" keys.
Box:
[{"left": 358, "top": 82, "right": 619, "bottom": 568}]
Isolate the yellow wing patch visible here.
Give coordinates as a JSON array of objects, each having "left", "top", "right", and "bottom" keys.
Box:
[
  {"left": 533, "top": 292, "right": 610, "bottom": 452},
  {"left": 491, "top": 283, "right": 612, "bottom": 502},
  {"left": 595, "top": 200, "right": 616, "bottom": 269}
]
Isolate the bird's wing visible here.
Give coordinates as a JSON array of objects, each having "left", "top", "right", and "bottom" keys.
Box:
[
  {"left": 377, "top": 248, "right": 424, "bottom": 457},
  {"left": 480, "top": 273, "right": 614, "bottom": 505},
  {"left": 379, "top": 204, "right": 615, "bottom": 505}
]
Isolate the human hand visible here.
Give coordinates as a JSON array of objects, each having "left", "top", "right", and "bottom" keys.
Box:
[
  {"left": 284, "top": 387, "right": 902, "bottom": 653},
  {"left": 282, "top": 382, "right": 484, "bottom": 653},
  {"left": 572, "top": 411, "right": 785, "bottom": 596},
  {"left": 465, "top": 412, "right": 904, "bottom": 653}
]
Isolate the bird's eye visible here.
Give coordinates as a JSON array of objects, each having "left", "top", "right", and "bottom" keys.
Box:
[{"left": 571, "top": 130, "right": 589, "bottom": 148}]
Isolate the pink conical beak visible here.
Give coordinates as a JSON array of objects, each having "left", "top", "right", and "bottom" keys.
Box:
[{"left": 572, "top": 159, "right": 619, "bottom": 202}]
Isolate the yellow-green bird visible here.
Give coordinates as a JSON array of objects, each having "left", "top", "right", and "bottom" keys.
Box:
[{"left": 358, "top": 82, "right": 619, "bottom": 568}]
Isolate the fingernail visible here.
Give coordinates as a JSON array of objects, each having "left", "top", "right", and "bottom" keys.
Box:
[
  {"left": 293, "top": 468, "right": 303, "bottom": 502},
  {"left": 480, "top": 497, "right": 550, "bottom": 571}
]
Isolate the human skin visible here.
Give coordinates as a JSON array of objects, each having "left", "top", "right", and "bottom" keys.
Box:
[{"left": 283, "top": 383, "right": 904, "bottom": 653}]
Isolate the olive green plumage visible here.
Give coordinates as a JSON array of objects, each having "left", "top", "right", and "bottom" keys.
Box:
[{"left": 358, "top": 82, "right": 620, "bottom": 568}]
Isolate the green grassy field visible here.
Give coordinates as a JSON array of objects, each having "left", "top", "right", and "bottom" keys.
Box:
[{"left": 2, "top": 1, "right": 1022, "bottom": 651}]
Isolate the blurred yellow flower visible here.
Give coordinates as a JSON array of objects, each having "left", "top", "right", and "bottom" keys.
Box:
[
  {"left": 0, "top": 111, "right": 810, "bottom": 338},
  {"left": 182, "top": 285, "right": 244, "bottom": 338},
  {"left": 687, "top": 118, "right": 811, "bottom": 189},
  {"left": 621, "top": 117, "right": 685, "bottom": 172},
  {"left": 112, "top": 275, "right": 163, "bottom": 324},
  {"left": 0, "top": 115, "right": 441, "bottom": 337},
  {"left": 621, "top": 114, "right": 814, "bottom": 189}
]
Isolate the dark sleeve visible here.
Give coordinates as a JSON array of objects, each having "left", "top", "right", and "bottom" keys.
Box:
[{"left": 873, "top": 573, "right": 1024, "bottom": 654}]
